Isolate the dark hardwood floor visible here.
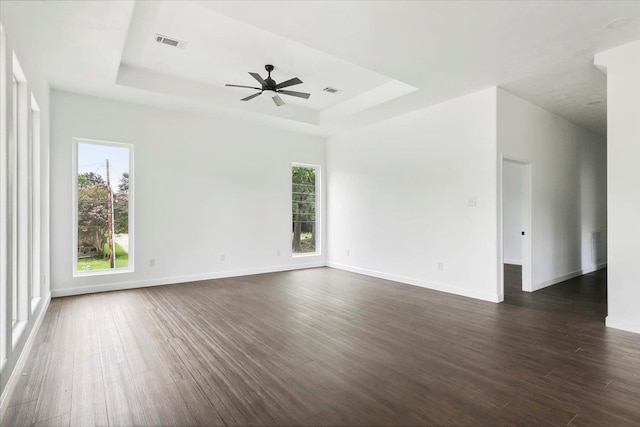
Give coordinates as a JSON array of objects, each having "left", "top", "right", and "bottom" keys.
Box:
[
  {"left": 504, "top": 263, "right": 608, "bottom": 320},
  {"left": 3, "top": 267, "right": 639, "bottom": 426}
]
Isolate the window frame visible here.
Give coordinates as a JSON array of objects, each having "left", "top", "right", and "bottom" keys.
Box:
[
  {"left": 72, "top": 138, "right": 135, "bottom": 277},
  {"left": 11, "top": 74, "right": 18, "bottom": 329},
  {"left": 11, "top": 51, "right": 30, "bottom": 348},
  {"left": 291, "top": 162, "right": 321, "bottom": 257},
  {"left": 0, "top": 24, "right": 8, "bottom": 369},
  {"left": 30, "top": 93, "right": 41, "bottom": 312}
]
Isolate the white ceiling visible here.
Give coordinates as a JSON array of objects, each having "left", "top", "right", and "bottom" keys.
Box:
[
  {"left": 3, "top": 0, "right": 640, "bottom": 136},
  {"left": 120, "top": 1, "right": 399, "bottom": 111}
]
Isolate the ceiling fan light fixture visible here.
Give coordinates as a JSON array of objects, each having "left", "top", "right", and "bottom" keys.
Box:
[
  {"left": 273, "top": 95, "right": 285, "bottom": 107},
  {"left": 263, "top": 90, "right": 285, "bottom": 106}
]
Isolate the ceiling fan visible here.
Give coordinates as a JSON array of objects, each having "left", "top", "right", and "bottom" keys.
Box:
[{"left": 226, "top": 64, "right": 310, "bottom": 107}]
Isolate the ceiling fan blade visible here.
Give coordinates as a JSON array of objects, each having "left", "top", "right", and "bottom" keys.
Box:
[
  {"left": 249, "top": 72, "right": 267, "bottom": 86},
  {"left": 275, "top": 77, "right": 303, "bottom": 90},
  {"left": 272, "top": 95, "right": 285, "bottom": 107},
  {"left": 277, "top": 89, "right": 310, "bottom": 99},
  {"left": 226, "top": 84, "right": 261, "bottom": 90},
  {"left": 241, "top": 92, "right": 262, "bottom": 101}
]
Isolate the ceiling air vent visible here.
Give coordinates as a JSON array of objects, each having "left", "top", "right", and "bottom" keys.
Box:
[
  {"left": 322, "top": 87, "right": 341, "bottom": 94},
  {"left": 155, "top": 34, "right": 187, "bottom": 48}
]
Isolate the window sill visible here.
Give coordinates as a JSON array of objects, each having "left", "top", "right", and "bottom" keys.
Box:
[
  {"left": 292, "top": 253, "right": 321, "bottom": 258},
  {"left": 73, "top": 267, "right": 134, "bottom": 278}
]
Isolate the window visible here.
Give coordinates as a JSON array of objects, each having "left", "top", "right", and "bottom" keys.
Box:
[
  {"left": 0, "top": 25, "right": 7, "bottom": 366},
  {"left": 1, "top": 28, "right": 43, "bottom": 367},
  {"left": 12, "top": 51, "right": 30, "bottom": 343},
  {"left": 30, "top": 94, "right": 41, "bottom": 309},
  {"left": 11, "top": 75, "right": 18, "bottom": 327},
  {"left": 292, "top": 164, "right": 319, "bottom": 255},
  {"left": 74, "top": 139, "right": 133, "bottom": 274}
]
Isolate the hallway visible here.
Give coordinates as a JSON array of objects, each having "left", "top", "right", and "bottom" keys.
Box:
[{"left": 504, "top": 264, "right": 607, "bottom": 320}]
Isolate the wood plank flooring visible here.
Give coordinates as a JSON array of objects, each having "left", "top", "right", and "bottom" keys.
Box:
[
  {"left": 2, "top": 267, "right": 639, "bottom": 426},
  {"left": 504, "top": 264, "right": 607, "bottom": 320}
]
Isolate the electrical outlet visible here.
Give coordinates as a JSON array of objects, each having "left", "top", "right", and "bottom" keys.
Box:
[
  {"left": 346, "top": 249, "right": 350, "bottom": 256},
  {"left": 149, "top": 259, "right": 155, "bottom": 267},
  {"left": 276, "top": 249, "right": 281, "bottom": 256},
  {"left": 438, "top": 262, "right": 444, "bottom": 271},
  {"left": 220, "top": 254, "right": 226, "bottom": 261}
]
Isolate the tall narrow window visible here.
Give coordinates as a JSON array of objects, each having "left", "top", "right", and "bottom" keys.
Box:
[
  {"left": 0, "top": 24, "right": 7, "bottom": 366},
  {"left": 11, "top": 75, "right": 18, "bottom": 327},
  {"left": 75, "top": 140, "right": 133, "bottom": 274},
  {"left": 292, "top": 164, "right": 318, "bottom": 255},
  {"left": 8, "top": 47, "right": 31, "bottom": 346},
  {"left": 15, "top": 60, "right": 29, "bottom": 334},
  {"left": 30, "top": 94, "right": 41, "bottom": 308}
]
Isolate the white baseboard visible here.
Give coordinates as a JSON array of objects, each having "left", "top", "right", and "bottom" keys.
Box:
[
  {"left": 504, "top": 259, "right": 522, "bottom": 265},
  {"left": 0, "top": 293, "right": 51, "bottom": 423},
  {"left": 327, "top": 262, "right": 500, "bottom": 303},
  {"left": 606, "top": 316, "right": 640, "bottom": 334},
  {"left": 531, "top": 262, "right": 607, "bottom": 292},
  {"left": 588, "top": 262, "right": 608, "bottom": 273},
  {"left": 51, "top": 262, "right": 326, "bottom": 298}
]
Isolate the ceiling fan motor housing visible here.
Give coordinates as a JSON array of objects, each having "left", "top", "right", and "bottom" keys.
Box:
[{"left": 264, "top": 64, "right": 276, "bottom": 89}]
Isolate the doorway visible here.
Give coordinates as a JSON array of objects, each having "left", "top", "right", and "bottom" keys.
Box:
[{"left": 501, "top": 158, "right": 532, "bottom": 296}]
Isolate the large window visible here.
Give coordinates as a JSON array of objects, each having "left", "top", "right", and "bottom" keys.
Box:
[
  {"left": 292, "top": 164, "right": 319, "bottom": 255},
  {"left": 74, "top": 139, "right": 133, "bottom": 274}
]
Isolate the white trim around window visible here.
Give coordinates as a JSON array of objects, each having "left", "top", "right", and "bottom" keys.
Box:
[{"left": 72, "top": 138, "right": 134, "bottom": 277}]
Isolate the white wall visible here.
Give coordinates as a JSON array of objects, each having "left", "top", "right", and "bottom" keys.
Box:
[
  {"left": 0, "top": 15, "right": 51, "bottom": 417},
  {"left": 502, "top": 161, "right": 523, "bottom": 265},
  {"left": 497, "top": 88, "right": 607, "bottom": 292},
  {"left": 50, "top": 91, "right": 326, "bottom": 296},
  {"left": 327, "top": 88, "right": 499, "bottom": 302},
  {"left": 595, "top": 41, "right": 640, "bottom": 334}
]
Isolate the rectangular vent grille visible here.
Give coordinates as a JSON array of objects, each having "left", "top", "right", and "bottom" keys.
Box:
[
  {"left": 155, "top": 34, "right": 186, "bottom": 48},
  {"left": 322, "top": 87, "right": 341, "bottom": 94}
]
